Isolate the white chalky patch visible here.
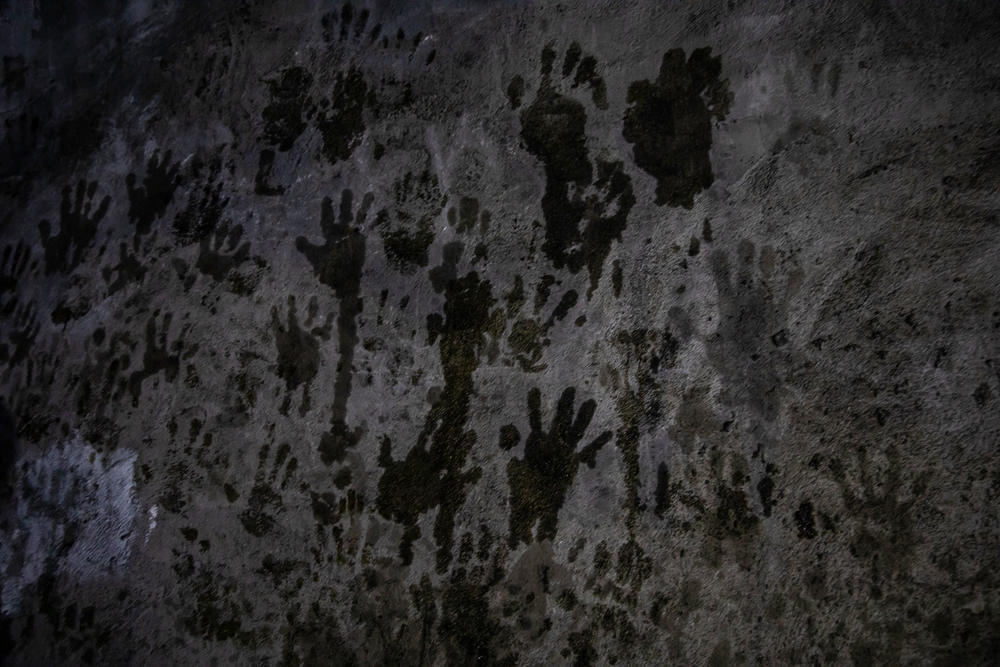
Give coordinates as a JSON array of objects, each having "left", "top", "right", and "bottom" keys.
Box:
[{"left": 0, "top": 434, "right": 144, "bottom": 614}]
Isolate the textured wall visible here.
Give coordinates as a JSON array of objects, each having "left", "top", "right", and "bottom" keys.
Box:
[{"left": 1, "top": 1, "right": 999, "bottom": 664}]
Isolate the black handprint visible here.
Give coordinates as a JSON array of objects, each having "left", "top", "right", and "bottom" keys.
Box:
[
  {"left": 513, "top": 43, "right": 635, "bottom": 295},
  {"left": 102, "top": 242, "right": 147, "bottom": 294},
  {"left": 128, "top": 312, "right": 185, "bottom": 406},
  {"left": 506, "top": 283, "right": 580, "bottom": 373},
  {"left": 506, "top": 386, "right": 612, "bottom": 545},
  {"left": 316, "top": 67, "right": 370, "bottom": 167},
  {"left": 240, "top": 442, "right": 298, "bottom": 537},
  {"left": 126, "top": 149, "right": 180, "bottom": 242},
  {"left": 3, "top": 301, "right": 40, "bottom": 368},
  {"left": 623, "top": 47, "right": 732, "bottom": 208},
  {"left": 706, "top": 241, "right": 790, "bottom": 422},
  {"left": 196, "top": 222, "right": 250, "bottom": 282},
  {"left": 271, "top": 295, "right": 331, "bottom": 416},
  {"left": 0, "top": 241, "right": 32, "bottom": 294},
  {"left": 0, "top": 240, "right": 34, "bottom": 316},
  {"left": 297, "top": 190, "right": 371, "bottom": 464},
  {"left": 173, "top": 155, "right": 230, "bottom": 244},
  {"left": 39, "top": 180, "right": 110, "bottom": 275}
]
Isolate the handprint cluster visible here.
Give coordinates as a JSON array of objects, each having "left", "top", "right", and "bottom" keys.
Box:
[{"left": 513, "top": 42, "right": 635, "bottom": 295}]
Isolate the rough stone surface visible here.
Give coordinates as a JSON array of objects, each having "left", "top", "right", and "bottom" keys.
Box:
[{"left": 1, "top": 1, "right": 999, "bottom": 664}]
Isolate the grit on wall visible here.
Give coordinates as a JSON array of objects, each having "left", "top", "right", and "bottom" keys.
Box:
[{"left": 0, "top": 1, "right": 998, "bottom": 664}]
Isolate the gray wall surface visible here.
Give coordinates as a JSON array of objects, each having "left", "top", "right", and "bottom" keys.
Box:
[{"left": 1, "top": 0, "right": 999, "bottom": 663}]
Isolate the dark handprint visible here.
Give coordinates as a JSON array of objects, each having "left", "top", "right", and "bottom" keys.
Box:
[
  {"left": 128, "top": 312, "right": 186, "bottom": 406},
  {"left": 39, "top": 180, "right": 110, "bottom": 275},
  {"left": 196, "top": 222, "right": 251, "bottom": 282},
  {"left": 126, "top": 149, "right": 181, "bottom": 242},
  {"left": 240, "top": 442, "right": 298, "bottom": 537},
  {"left": 506, "top": 386, "right": 612, "bottom": 545},
  {"left": 0, "top": 241, "right": 34, "bottom": 315},
  {"left": 3, "top": 301, "right": 40, "bottom": 368}
]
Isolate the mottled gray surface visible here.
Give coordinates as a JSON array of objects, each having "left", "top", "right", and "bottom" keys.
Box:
[{"left": 1, "top": 0, "right": 999, "bottom": 664}]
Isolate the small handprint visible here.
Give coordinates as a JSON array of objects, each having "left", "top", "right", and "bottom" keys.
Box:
[
  {"left": 239, "top": 442, "right": 298, "bottom": 537},
  {"left": 128, "top": 311, "right": 186, "bottom": 406},
  {"left": 506, "top": 284, "right": 580, "bottom": 372},
  {"left": 322, "top": 3, "right": 374, "bottom": 45},
  {"left": 102, "top": 242, "right": 148, "bottom": 294},
  {"left": 322, "top": 3, "right": 429, "bottom": 58},
  {"left": 0, "top": 240, "right": 35, "bottom": 316},
  {"left": 196, "top": 222, "right": 251, "bottom": 282},
  {"left": 271, "top": 295, "right": 331, "bottom": 416},
  {"left": 506, "top": 386, "right": 612, "bottom": 545},
  {"left": 311, "top": 485, "right": 367, "bottom": 565},
  {"left": 39, "top": 180, "right": 111, "bottom": 275},
  {"left": 173, "top": 155, "right": 230, "bottom": 244},
  {"left": 375, "top": 166, "right": 445, "bottom": 273},
  {"left": 316, "top": 67, "right": 370, "bottom": 167},
  {"left": 3, "top": 301, "right": 40, "bottom": 368},
  {"left": 296, "top": 189, "right": 371, "bottom": 296},
  {"left": 126, "top": 149, "right": 181, "bottom": 242}
]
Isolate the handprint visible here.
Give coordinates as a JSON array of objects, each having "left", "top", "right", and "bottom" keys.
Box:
[
  {"left": 506, "top": 386, "right": 612, "bottom": 545},
  {"left": 271, "top": 295, "right": 331, "bottom": 416},
  {"left": 3, "top": 301, "right": 40, "bottom": 368},
  {"left": 0, "top": 240, "right": 33, "bottom": 294},
  {"left": 196, "top": 222, "right": 250, "bottom": 282},
  {"left": 127, "top": 311, "right": 186, "bottom": 406},
  {"left": 310, "top": 485, "right": 366, "bottom": 565},
  {"left": 102, "top": 242, "right": 147, "bottom": 294},
  {"left": 39, "top": 180, "right": 110, "bottom": 275},
  {"left": 706, "top": 241, "right": 793, "bottom": 422},
  {"left": 512, "top": 42, "right": 635, "bottom": 295},
  {"left": 173, "top": 155, "right": 230, "bottom": 243},
  {"left": 239, "top": 442, "right": 298, "bottom": 537},
  {"left": 125, "top": 149, "right": 180, "bottom": 242},
  {"left": 297, "top": 190, "right": 371, "bottom": 464},
  {"left": 375, "top": 165, "right": 445, "bottom": 273},
  {"left": 623, "top": 47, "right": 732, "bottom": 208},
  {"left": 0, "top": 240, "right": 35, "bottom": 315},
  {"left": 506, "top": 282, "right": 580, "bottom": 373}
]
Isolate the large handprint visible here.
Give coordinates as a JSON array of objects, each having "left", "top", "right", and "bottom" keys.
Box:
[{"left": 505, "top": 386, "right": 612, "bottom": 545}]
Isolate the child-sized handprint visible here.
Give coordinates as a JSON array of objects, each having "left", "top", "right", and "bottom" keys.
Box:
[
  {"left": 271, "top": 295, "right": 332, "bottom": 416},
  {"left": 0, "top": 240, "right": 33, "bottom": 294},
  {"left": 196, "top": 222, "right": 251, "bottom": 282},
  {"left": 3, "top": 301, "right": 40, "bottom": 368},
  {"left": 239, "top": 442, "right": 298, "bottom": 537},
  {"left": 0, "top": 240, "right": 35, "bottom": 316},
  {"left": 505, "top": 386, "right": 612, "bottom": 545},
  {"left": 127, "top": 311, "right": 186, "bottom": 406}
]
